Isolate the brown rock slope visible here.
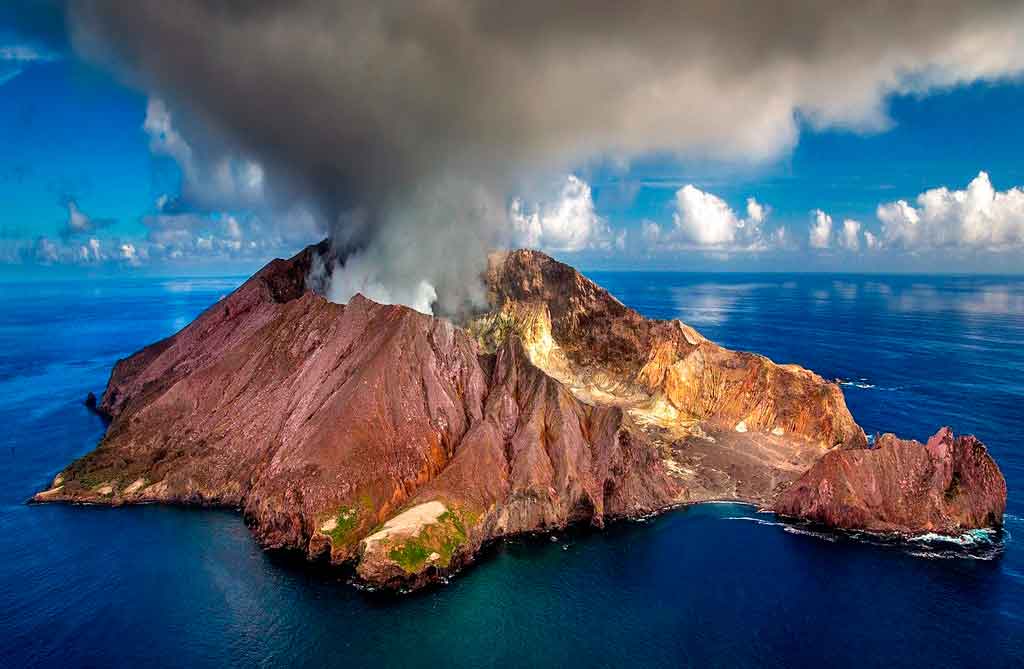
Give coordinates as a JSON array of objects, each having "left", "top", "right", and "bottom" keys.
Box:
[
  {"left": 32, "top": 244, "right": 1006, "bottom": 590},
  {"left": 774, "top": 428, "right": 1007, "bottom": 534}
]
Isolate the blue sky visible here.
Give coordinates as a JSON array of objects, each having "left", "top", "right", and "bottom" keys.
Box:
[{"left": 3, "top": 6, "right": 1024, "bottom": 278}]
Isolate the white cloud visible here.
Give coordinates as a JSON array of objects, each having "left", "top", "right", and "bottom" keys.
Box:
[
  {"left": 35, "top": 238, "right": 59, "bottom": 264},
  {"left": 641, "top": 220, "right": 662, "bottom": 244},
  {"left": 26, "top": 236, "right": 138, "bottom": 266},
  {"left": 119, "top": 242, "right": 141, "bottom": 266},
  {"left": 809, "top": 209, "right": 833, "bottom": 249},
  {"left": 33, "top": 236, "right": 109, "bottom": 265},
  {"left": 0, "top": 45, "right": 55, "bottom": 62},
  {"left": 746, "top": 197, "right": 766, "bottom": 225},
  {"left": 674, "top": 185, "right": 742, "bottom": 246},
  {"left": 0, "top": 68, "right": 22, "bottom": 87},
  {"left": 83, "top": 238, "right": 103, "bottom": 262},
  {"left": 770, "top": 226, "right": 788, "bottom": 247},
  {"left": 18, "top": 205, "right": 295, "bottom": 268},
  {"left": 808, "top": 211, "right": 881, "bottom": 252},
  {"left": 665, "top": 186, "right": 777, "bottom": 252},
  {"left": 0, "top": 44, "right": 57, "bottom": 87},
  {"left": 840, "top": 219, "right": 862, "bottom": 251},
  {"left": 877, "top": 171, "right": 1024, "bottom": 250},
  {"left": 510, "top": 175, "right": 619, "bottom": 252},
  {"left": 222, "top": 215, "right": 243, "bottom": 240},
  {"left": 139, "top": 203, "right": 317, "bottom": 263}
]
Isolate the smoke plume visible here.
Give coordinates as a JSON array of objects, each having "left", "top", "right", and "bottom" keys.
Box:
[{"left": 66, "top": 1, "right": 1024, "bottom": 313}]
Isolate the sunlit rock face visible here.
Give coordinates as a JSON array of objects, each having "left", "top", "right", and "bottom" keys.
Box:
[
  {"left": 774, "top": 428, "right": 1006, "bottom": 534},
  {"left": 474, "top": 249, "right": 866, "bottom": 450},
  {"left": 32, "top": 242, "right": 1005, "bottom": 591}
]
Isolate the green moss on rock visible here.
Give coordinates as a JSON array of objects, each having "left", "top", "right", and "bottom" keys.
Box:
[
  {"left": 386, "top": 508, "right": 471, "bottom": 573},
  {"left": 323, "top": 495, "right": 375, "bottom": 548}
]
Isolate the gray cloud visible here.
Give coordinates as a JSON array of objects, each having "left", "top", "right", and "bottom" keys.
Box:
[
  {"left": 63, "top": 1, "right": 1024, "bottom": 308},
  {"left": 60, "top": 199, "right": 115, "bottom": 238}
]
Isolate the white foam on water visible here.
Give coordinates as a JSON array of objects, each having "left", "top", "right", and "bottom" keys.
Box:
[
  {"left": 839, "top": 380, "right": 877, "bottom": 389},
  {"left": 724, "top": 516, "right": 786, "bottom": 528},
  {"left": 909, "top": 529, "right": 995, "bottom": 546},
  {"left": 782, "top": 526, "right": 839, "bottom": 542},
  {"left": 719, "top": 514, "right": 1004, "bottom": 560}
]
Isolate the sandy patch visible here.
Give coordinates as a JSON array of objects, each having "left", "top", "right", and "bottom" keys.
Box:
[
  {"left": 123, "top": 478, "right": 146, "bottom": 495},
  {"left": 35, "top": 485, "right": 64, "bottom": 500},
  {"left": 141, "top": 480, "right": 169, "bottom": 498},
  {"left": 95, "top": 484, "right": 113, "bottom": 495},
  {"left": 363, "top": 501, "right": 447, "bottom": 546}
]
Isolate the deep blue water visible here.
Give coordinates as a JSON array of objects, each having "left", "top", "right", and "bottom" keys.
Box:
[{"left": 1, "top": 273, "right": 1023, "bottom": 668}]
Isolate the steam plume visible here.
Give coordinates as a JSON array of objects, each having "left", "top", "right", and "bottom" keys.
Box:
[{"left": 67, "top": 1, "right": 1024, "bottom": 312}]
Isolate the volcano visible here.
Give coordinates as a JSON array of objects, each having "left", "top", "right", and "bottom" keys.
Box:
[{"left": 33, "top": 243, "right": 1006, "bottom": 590}]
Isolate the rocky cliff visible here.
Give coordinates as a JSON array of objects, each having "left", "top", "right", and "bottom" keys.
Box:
[
  {"left": 774, "top": 427, "right": 1007, "bottom": 534},
  {"left": 32, "top": 243, "right": 1006, "bottom": 590}
]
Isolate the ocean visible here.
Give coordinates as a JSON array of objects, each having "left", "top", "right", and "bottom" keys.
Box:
[{"left": 1, "top": 272, "right": 1022, "bottom": 667}]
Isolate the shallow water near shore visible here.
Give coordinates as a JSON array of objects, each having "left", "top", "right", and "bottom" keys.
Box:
[{"left": 2, "top": 272, "right": 1023, "bottom": 667}]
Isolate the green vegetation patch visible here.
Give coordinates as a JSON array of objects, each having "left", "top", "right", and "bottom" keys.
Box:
[
  {"left": 325, "top": 506, "right": 359, "bottom": 543},
  {"left": 466, "top": 307, "right": 541, "bottom": 353},
  {"left": 323, "top": 495, "right": 375, "bottom": 548},
  {"left": 71, "top": 464, "right": 123, "bottom": 491},
  {"left": 386, "top": 508, "right": 472, "bottom": 574}
]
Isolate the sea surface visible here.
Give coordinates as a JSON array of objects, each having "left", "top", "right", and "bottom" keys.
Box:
[{"left": 1, "top": 272, "right": 1022, "bottom": 668}]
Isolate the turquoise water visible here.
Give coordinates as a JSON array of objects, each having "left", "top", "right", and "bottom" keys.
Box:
[{"left": 1, "top": 274, "right": 1022, "bottom": 667}]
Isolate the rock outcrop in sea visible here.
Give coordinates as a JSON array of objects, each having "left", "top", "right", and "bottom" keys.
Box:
[
  {"left": 774, "top": 427, "right": 1007, "bottom": 533},
  {"left": 32, "top": 243, "right": 1007, "bottom": 590}
]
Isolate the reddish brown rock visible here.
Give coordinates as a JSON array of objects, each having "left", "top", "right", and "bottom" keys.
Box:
[
  {"left": 31, "top": 242, "right": 1007, "bottom": 590},
  {"left": 774, "top": 428, "right": 1007, "bottom": 534}
]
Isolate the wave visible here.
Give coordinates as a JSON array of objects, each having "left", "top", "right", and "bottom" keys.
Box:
[
  {"left": 724, "top": 514, "right": 1004, "bottom": 560},
  {"left": 724, "top": 516, "right": 784, "bottom": 527},
  {"left": 834, "top": 377, "right": 906, "bottom": 392},
  {"left": 782, "top": 526, "right": 840, "bottom": 542},
  {"left": 908, "top": 529, "right": 995, "bottom": 546},
  {"left": 837, "top": 379, "right": 877, "bottom": 389}
]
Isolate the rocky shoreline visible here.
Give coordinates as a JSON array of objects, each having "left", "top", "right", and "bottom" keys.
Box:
[{"left": 31, "top": 243, "right": 1007, "bottom": 591}]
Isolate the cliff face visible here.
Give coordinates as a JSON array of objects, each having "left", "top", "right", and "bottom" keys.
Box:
[
  {"left": 32, "top": 243, "right": 1007, "bottom": 590},
  {"left": 477, "top": 250, "right": 865, "bottom": 450},
  {"left": 774, "top": 428, "right": 1007, "bottom": 534}
]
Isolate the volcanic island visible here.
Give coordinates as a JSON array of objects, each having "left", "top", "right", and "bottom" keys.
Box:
[{"left": 33, "top": 243, "right": 1007, "bottom": 591}]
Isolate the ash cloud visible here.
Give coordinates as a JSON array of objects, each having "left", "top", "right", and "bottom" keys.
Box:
[{"left": 65, "top": 1, "right": 1024, "bottom": 312}]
